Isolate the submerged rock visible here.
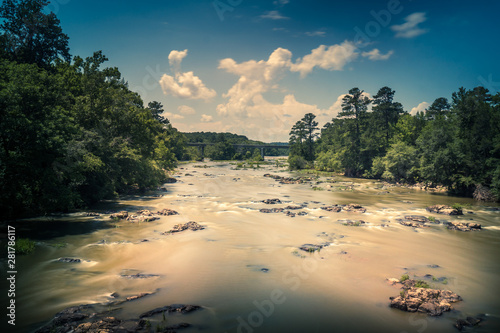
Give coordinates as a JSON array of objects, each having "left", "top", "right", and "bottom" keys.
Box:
[
  {"left": 57, "top": 257, "right": 82, "bottom": 263},
  {"left": 343, "top": 204, "right": 366, "bottom": 213},
  {"left": 259, "top": 208, "right": 284, "bottom": 213},
  {"left": 339, "top": 219, "right": 366, "bottom": 226},
  {"left": 446, "top": 221, "right": 482, "bottom": 231},
  {"left": 120, "top": 273, "right": 159, "bottom": 279},
  {"left": 455, "top": 316, "right": 483, "bottom": 331},
  {"left": 35, "top": 302, "right": 200, "bottom": 333},
  {"left": 299, "top": 243, "right": 327, "bottom": 253},
  {"left": 426, "top": 205, "right": 463, "bottom": 216},
  {"left": 284, "top": 205, "right": 303, "bottom": 210},
  {"left": 321, "top": 205, "right": 342, "bottom": 212},
  {"left": 139, "top": 304, "right": 202, "bottom": 318}
]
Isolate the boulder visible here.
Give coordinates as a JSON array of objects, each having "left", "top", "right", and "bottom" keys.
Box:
[
  {"left": 299, "top": 243, "right": 327, "bottom": 253},
  {"left": 262, "top": 198, "right": 281, "bottom": 204},
  {"left": 446, "top": 221, "right": 482, "bottom": 231},
  {"left": 426, "top": 205, "right": 463, "bottom": 215},
  {"left": 389, "top": 279, "right": 462, "bottom": 316},
  {"left": 110, "top": 211, "right": 128, "bottom": 219},
  {"left": 285, "top": 211, "right": 296, "bottom": 217},
  {"left": 164, "top": 221, "right": 205, "bottom": 234},
  {"left": 157, "top": 208, "right": 179, "bottom": 216}
]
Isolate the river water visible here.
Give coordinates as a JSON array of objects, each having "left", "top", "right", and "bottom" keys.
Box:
[{"left": 4, "top": 158, "right": 500, "bottom": 333}]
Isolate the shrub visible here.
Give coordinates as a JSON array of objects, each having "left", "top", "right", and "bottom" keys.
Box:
[
  {"left": 288, "top": 155, "right": 308, "bottom": 170},
  {"left": 400, "top": 274, "right": 409, "bottom": 282},
  {"left": 15, "top": 238, "right": 36, "bottom": 255},
  {"left": 414, "top": 280, "right": 430, "bottom": 288}
]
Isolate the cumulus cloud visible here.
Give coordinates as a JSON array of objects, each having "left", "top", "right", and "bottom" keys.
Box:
[
  {"left": 159, "top": 49, "right": 216, "bottom": 101},
  {"left": 361, "top": 48, "right": 394, "bottom": 60},
  {"left": 201, "top": 114, "right": 214, "bottom": 122},
  {"left": 163, "top": 112, "right": 184, "bottom": 120},
  {"left": 290, "top": 41, "right": 358, "bottom": 78},
  {"left": 411, "top": 101, "right": 430, "bottom": 115},
  {"left": 178, "top": 105, "right": 196, "bottom": 115},
  {"left": 260, "top": 10, "right": 289, "bottom": 20},
  {"left": 391, "top": 12, "right": 429, "bottom": 38},
  {"left": 168, "top": 49, "right": 188, "bottom": 73},
  {"left": 214, "top": 44, "right": 381, "bottom": 141}
]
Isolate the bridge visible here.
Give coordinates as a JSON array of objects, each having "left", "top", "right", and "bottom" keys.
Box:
[{"left": 186, "top": 143, "right": 289, "bottom": 159}]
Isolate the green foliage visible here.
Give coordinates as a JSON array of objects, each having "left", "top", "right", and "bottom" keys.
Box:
[
  {"left": 288, "top": 155, "right": 308, "bottom": 170},
  {"left": 315, "top": 149, "right": 343, "bottom": 172},
  {"left": 15, "top": 238, "right": 35, "bottom": 255},
  {"left": 400, "top": 274, "right": 409, "bottom": 282},
  {"left": 367, "top": 141, "right": 418, "bottom": 182},
  {"left": 451, "top": 203, "right": 463, "bottom": 211},
  {"left": 400, "top": 291, "right": 405, "bottom": 298},
  {"left": 0, "top": 40, "right": 180, "bottom": 218},
  {"left": 289, "top": 113, "right": 318, "bottom": 162},
  {"left": 414, "top": 280, "right": 430, "bottom": 288},
  {"left": 0, "top": 0, "right": 70, "bottom": 67},
  {"left": 428, "top": 216, "right": 436, "bottom": 222}
]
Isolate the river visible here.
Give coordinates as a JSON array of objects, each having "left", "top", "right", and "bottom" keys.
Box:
[{"left": 4, "top": 158, "right": 500, "bottom": 333}]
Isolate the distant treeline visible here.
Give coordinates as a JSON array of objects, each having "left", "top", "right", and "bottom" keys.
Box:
[
  {"left": 288, "top": 87, "right": 500, "bottom": 201},
  {"left": 183, "top": 132, "right": 289, "bottom": 160}
]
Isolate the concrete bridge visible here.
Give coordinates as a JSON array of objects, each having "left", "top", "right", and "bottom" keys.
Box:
[{"left": 186, "top": 143, "right": 289, "bottom": 159}]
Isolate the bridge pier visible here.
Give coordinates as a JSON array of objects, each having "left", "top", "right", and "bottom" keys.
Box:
[{"left": 260, "top": 147, "right": 265, "bottom": 159}]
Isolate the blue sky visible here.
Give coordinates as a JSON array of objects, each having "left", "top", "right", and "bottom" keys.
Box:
[{"left": 52, "top": 0, "right": 500, "bottom": 142}]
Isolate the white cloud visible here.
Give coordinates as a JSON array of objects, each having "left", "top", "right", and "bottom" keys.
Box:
[
  {"left": 361, "top": 48, "right": 394, "bottom": 61},
  {"left": 163, "top": 112, "right": 184, "bottom": 120},
  {"left": 260, "top": 10, "right": 289, "bottom": 20},
  {"left": 159, "top": 49, "right": 216, "bottom": 101},
  {"left": 411, "top": 101, "right": 429, "bottom": 115},
  {"left": 217, "top": 47, "right": 292, "bottom": 117},
  {"left": 159, "top": 72, "right": 217, "bottom": 101},
  {"left": 290, "top": 41, "right": 358, "bottom": 78},
  {"left": 178, "top": 105, "right": 196, "bottom": 115},
  {"left": 305, "top": 30, "right": 326, "bottom": 37},
  {"left": 214, "top": 44, "right": 380, "bottom": 141},
  {"left": 391, "top": 12, "right": 429, "bottom": 38},
  {"left": 201, "top": 114, "right": 214, "bottom": 122}
]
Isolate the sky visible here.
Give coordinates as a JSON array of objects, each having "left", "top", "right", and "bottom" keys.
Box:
[{"left": 51, "top": 0, "right": 500, "bottom": 142}]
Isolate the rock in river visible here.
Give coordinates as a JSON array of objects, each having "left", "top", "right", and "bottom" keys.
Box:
[
  {"left": 164, "top": 221, "right": 205, "bottom": 234},
  {"left": 426, "top": 205, "right": 463, "bottom": 215},
  {"left": 389, "top": 278, "right": 462, "bottom": 316},
  {"left": 157, "top": 208, "right": 179, "bottom": 216},
  {"left": 446, "top": 221, "right": 481, "bottom": 231},
  {"left": 262, "top": 198, "right": 282, "bottom": 204},
  {"left": 260, "top": 208, "right": 284, "bottom": 213},
  {"left": 110, "top": 211, "right": 128, "bottom": 219}
]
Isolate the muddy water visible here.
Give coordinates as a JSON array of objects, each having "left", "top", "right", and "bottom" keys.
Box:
[{"left": 7, "top": 159, "right": 500, "bottom": 333}]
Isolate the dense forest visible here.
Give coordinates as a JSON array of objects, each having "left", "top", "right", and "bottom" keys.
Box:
[
  {"left": 288, "top": 87, "right": 500, "bottom": 201},
  {"left": 0, "top": 0, "right": 186, "bottom": 219}
]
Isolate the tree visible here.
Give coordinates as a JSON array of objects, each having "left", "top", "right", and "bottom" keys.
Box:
[
  {"left": 372, "top": 86, "right": 404, "bottom": 145},
  {"left": 148, "top": 101, "right": 170, "bottom": 126},
  {"left": 289, "top": 113, "right": 318, "bottom": 162},
  {"left": 425, "top": 97, "right": 451, "bottom": 120},
  {"left": 337, "top": 87, "right": 371, "bottom": 176},
  {"left": 0, "top": 0, "right": 70, "bottom": 67}
]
